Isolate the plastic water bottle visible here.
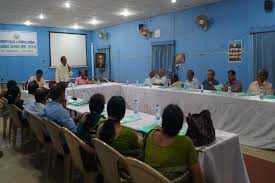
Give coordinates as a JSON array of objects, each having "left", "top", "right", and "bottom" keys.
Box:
[
  {"left": 97, "top": 79, "right": 100, "bottom": 85},
  {"left": 126, "top": 80, "right": 129, "bottom": 85},
  {"left": 155, "top": 104, "right": 161, "bottom": 121},
  {"left": 200, "top": 84, "right": 204, "bottom": 93},
  {"left": 149, "top": 82, "right": 152, "bottom": 88},
  {"left": 133, "top": 98, "right": 139, "bottom": 114},
  {"left": 260, "top": 87, "right": 264, "bottom": 100},
  {"left": 228, "top": 86, "right": 232, "bottom": 95},
  {"left": 136, "top": 80, "right": 139, "bottom": 87},
  {"left": 81, "top": 90, "right": 88, "bottom": 102},
  {"left": 168, "top": 79, "right": 171, "bottom": 87}
]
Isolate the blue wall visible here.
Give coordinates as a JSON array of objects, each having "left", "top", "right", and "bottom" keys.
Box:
[
  {"left": 93, "top": 0, "right": 275, "bottom": 90},
  {"left": 0, "top": 24, "right": 93, "bottom": 83}
]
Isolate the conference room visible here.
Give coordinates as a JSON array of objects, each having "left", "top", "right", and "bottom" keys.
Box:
[{"left": 0, "top": 0, "right": 275, "bottom": 183}]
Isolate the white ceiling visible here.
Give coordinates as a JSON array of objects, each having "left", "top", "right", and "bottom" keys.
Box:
[{"left": 0, "top": 0, "right": 222, "bottom": 30}]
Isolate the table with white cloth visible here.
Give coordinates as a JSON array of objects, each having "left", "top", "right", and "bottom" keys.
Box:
[
  {"left": 66, "top": 103, "right": 250, "bottom": 183},
  {"left": 66, "top": 83, "right": 275, "bottom": 150}
]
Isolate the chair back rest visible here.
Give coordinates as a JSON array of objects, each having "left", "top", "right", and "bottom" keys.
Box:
[
  {"left": 6, "top": 104, "right": 22, "bottom": 127},
  {"left": 62, "top": 127, "right": 96, "bottom": 173},
  {"left": 43, "top": 119, "right": 64, "bottom": 155},
  {"left": 0, "top": 97, "right": 7, "bottom": 117},
  {"left": 92, "top": 138, "right": 124, "bottom": 183},
  {"left": 125, "top": 158, "right": 171, "bottom": 183},
  {"left": 26, "top": 112, "right": 45, "bottom": 144}
]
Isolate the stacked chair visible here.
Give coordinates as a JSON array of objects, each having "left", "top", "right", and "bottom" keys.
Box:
[{"left": 0, "top": 97, "right": 10, "bottom": 139}]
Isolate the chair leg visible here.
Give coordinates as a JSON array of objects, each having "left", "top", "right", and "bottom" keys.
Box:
[
  {"left": 8, "top": 119, "right": 13, "bottom": 140},
  {"left": 3, "top": 116, "right": 7, "bottom": 139},
  {"left": 12, "top": 126, "right": 17, "bottom": 149},
  {"left": 64, "top": 154, "right": 72, "bottom": 183}
]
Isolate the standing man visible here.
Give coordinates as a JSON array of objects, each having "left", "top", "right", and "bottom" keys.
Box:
[
  {"left": 28, "top": 69, "right": 46, "bottom": 88},
  {"left": 202, "top": 69, "right": 220, "bottom": 90},
  {"left": 222, "top": 70, "right": 242, "bottom": 93},
  {"left": 56, "top": 56, "right": 72, "bottom": 87}
]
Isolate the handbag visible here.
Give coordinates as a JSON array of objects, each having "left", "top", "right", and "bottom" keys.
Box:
[{"left": 186, "top": 110, "right": 216, "bottom": 147}]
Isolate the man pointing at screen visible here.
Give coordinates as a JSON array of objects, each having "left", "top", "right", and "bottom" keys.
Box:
[{"left": 56, "top": 56, "right": 72, "bottom": 87}]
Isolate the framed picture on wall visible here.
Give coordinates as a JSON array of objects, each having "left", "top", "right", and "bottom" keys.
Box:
[
  {"left": 228, "top": 40, "right": 242, "bottom": 63},
  {"left": 96, "top": 53, "right": 106, "bottom": 69}
]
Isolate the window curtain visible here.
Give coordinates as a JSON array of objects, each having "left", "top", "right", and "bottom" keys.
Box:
[
  {"left": 151, "top": 43, "right": 175, "bottom": 78},
  {"left": 253, "top": 32, "right": 275, "bottom": 86},
  {"left": 97, "top": 47, "right": 111, "bottom": 80}
]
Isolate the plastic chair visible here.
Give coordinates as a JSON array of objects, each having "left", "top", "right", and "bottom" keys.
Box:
[
  {"left": 125, "top": 157, "right": 171, "bottom": 183},
  {"left": 26, "top": 112, "right": 51, "bottom": 175},
  {"left": 0, "top": 97, "right": 9, "bottom": 139},
  {"left": 6, "top": 104, "right": 29, "bottom": 151},
  {"left": 92, "top": 138, "right": 126, "bottom": 183},
  {"left": 43, "top": 120, "right": 71, "bottom": 183},
  {"left": 62, "top": 127, "right": 98, "bottom": 183}
]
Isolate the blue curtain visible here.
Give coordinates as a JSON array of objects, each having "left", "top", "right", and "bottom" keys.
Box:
[
  {"left": 253, "top": 32, "right": 275, "bottom": 86},
  {"left": 151, "top": 43, "right": 175, "bottom": 77}
]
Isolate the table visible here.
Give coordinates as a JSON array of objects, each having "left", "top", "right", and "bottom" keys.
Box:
[
  {"left": 65, "top": 83, "right": 275, "bottom": 150},
  {"left": 66, "top": 103, "right": 250, "bottom": 183}
]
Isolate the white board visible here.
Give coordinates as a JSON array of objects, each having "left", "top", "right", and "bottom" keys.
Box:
[{"left": 49, "top": 32, "right": 87, "bottom": 67}]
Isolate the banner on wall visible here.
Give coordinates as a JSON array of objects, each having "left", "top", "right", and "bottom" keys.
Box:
[{"left": 0, "top": 30, "right": 38, "bottom": 56}]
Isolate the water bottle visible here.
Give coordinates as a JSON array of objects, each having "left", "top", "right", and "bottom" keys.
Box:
[
  {"left": 200, "top": 84, "right": 204, "bottom": 93},
  {"left": 149, "top": 82, "right": 152, "bottom": 88},
  {"left": 136, "top": 80, "right": 139, "bottom": 87},
  {"left": 228, "top": 86, "right": 232, "bottom": 95},
  {"left": 133, "top": 98, "right": 139, "bottom": 114},
  {"left": 260, "top": 87, "right": 264, "bottom": 100},
  {"left": 81, "top": 90, "right": 87, "bottom": 102},
  {"left": 97, "top": 79, "right": 100, "bottom": 85},
  {"left": 168, "top": 79, "right": 171, "bottom": 87},
  {"left": 126, "top": 80, "right": 129, "bottom": 85},
  {"left": 155, "top": 104, "right": 161, "bottom": 121}
]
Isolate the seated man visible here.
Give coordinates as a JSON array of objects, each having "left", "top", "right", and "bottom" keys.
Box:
[
  {"left": 159, "top": 68, "right": 169, "bottom": 86},
  {"left": 24, "top": 81, "right": 39, "bottom": 106},
  {"left": 248, "top": 68, "right": 273, "bottom": 95},
  {"left": 28, "top": 69, "right": 46, "bottom": 88},
  {"left": 202, "top": 69, "right": 219, "bottom": 90},
  {"left": 144, "top": 70, "right": 162, "bottom": 86},
  {"left": 222, "top": 70, "right": 242, "bottom": 93},
  {"left": 23, "top": 87, "right": 49, "bottom": 119},
  {"left": 172, "top": 70, "right": 200, "bottom": 89},
  {"left": 75, "top": 70, "right": 90, "bottom": 85},
  {"left": 43, "top": 83, "right": 77, "bottom": 133}
]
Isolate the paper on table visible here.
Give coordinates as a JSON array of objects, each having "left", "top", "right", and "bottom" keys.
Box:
[
  {"left": 263, "top": 95, "right": 275, "bottom": 99},
  {"left": 68, "top": 98, "right": 87, "bottom": 106},
  {"left": 211, "top": 91, "right": 224, "bottom": 95},
  {"left": 139, "top": 122, "right": 188, "bottom": 136},
  {"left": 121, "top": 114, "right": 142, "bottom": 124},
  {"left": 171, "top": 87, "right": 185, "bottom": 90},
  {"left": 238, "top": 93, "right": 256, "bottom": 97},
  {"left": 214, "top": 84, "right": 223, "bottom": 91}
]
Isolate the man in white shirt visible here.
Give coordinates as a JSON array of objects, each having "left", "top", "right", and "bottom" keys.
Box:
[
  {"left": 159, "top": 68, "right": 169, "bottom": 86},
  {"left": 172, "top": 70, "right": 200, "bottom": 89},
  {"left": 56, "top": 56, "right": 71, "bottom": 86},
  {"left": 28, "top": 69, "right": 46, "bottom": 88},
  {"left": 144, "top": 70, "right": 162, "bottom": 86}
]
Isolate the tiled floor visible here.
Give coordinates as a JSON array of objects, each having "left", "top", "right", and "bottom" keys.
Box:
[{"left": 0, "top": 118, "right": 275, "bottom": 183}]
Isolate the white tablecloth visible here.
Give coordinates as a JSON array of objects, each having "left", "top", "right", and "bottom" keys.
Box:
[
  {"left": 65, "top": 83, "right": 275, "bottom": 150},
  {"left": 66, "top": 104, "right": 250, "bottom": 183}
]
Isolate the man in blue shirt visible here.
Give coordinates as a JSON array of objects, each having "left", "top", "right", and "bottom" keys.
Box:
[
  {"left": 202, "top": 69, "right": 220, "bottom": 90},
  {"left": 43, "top": 83, "right": 77, "bottom": 133}
]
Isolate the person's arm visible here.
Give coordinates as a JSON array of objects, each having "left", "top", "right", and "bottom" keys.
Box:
[
  {"left": 233, "top": 82, "right": 242, "bottom": 93},
  {"left": 41, "top": 78, "right": 46, "bottom": 87},
  {"left": 60, "top": 108, "right": 77, "bottom": 133},
  {"left": 56, "top": 67, "right": 60, "bottom": 83},
  {"left": 190, "top": 163, "right": 204, "bottom": 183}
]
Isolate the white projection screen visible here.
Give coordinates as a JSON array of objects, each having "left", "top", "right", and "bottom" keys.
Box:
[{"left": 49, "top": 32, "right": 87, "bottom": 67}]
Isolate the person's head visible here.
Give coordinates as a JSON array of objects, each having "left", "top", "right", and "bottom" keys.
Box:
[
  {"left": 149, "top": 70, "right": 157, "bottom": 79},
  {"left": 207, "top": 69, "right": 215, "bottom": 81},
  {"left": 161, "top": 104, "right": 184, "bottom": 137},
  {"left": 7, "top": 86, "right": 21, "bottom": 104},
  {"left": 79, "top": 70, "right": 87, "bottom": 79},
  {"left": 28, "top": 81, "right": 39, "bottom": 95},
  {"left": 7, "top": 80, "right": 17, "bottom": 93},
  {"left": 99, "top": 96, "right": 126, "bottom": 144},
  {"left": 35, "top": 87, "right": 49, "bottom": 105},
  {"left": 159, "top": 68, "right": 165, "bottom": 78},
  {"left": 50, "top": 83, "right": 66, "bottom": 104},
  {"left": 89, "top": 93, "right": 105, "bottom": 114},
  {"left": 257, "top": 68, "right": 269, "bottom": 83},
  {"left": 227, "top": 70, "right": 236, "bottom": 82},
  {"left": 36, "top": 69, "right": 43, "bottom": 81},
  {"left": 187, "top": 70, "right": 194, "bottom": 81},
  {"left": 61, "top": 56, "right": 67, "bottom": 66}
]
